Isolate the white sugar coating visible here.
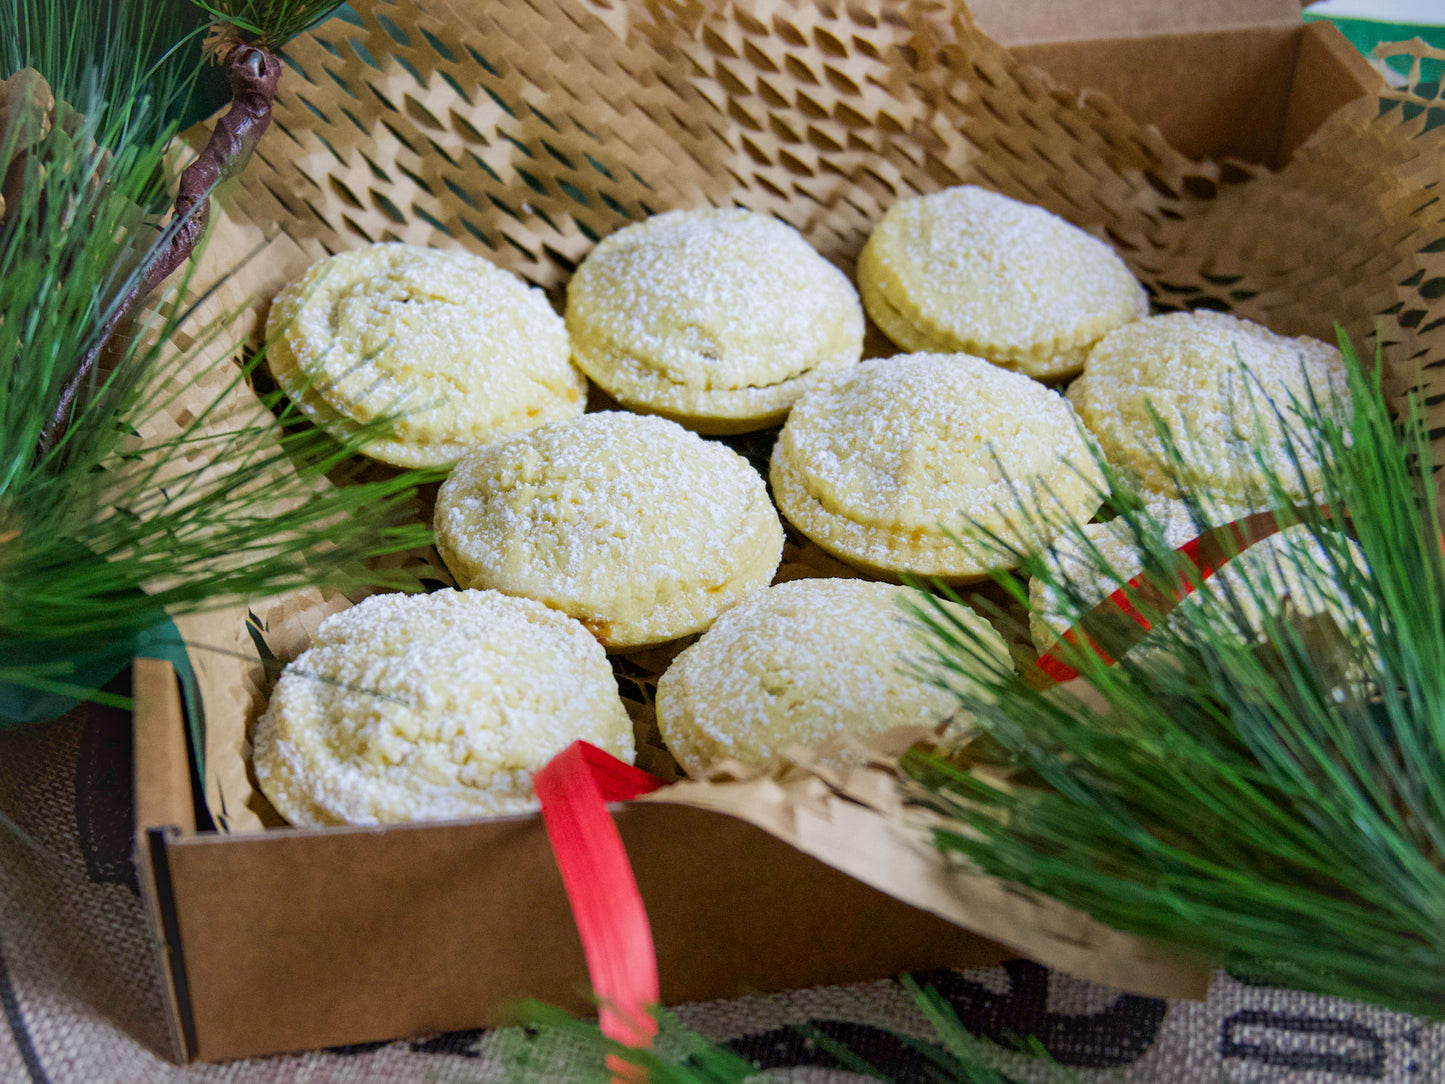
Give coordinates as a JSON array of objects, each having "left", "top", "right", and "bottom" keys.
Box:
[
  {"left": 858, "top": 186, "right": 1147, "bottom": 380},
  {"left": 251, "top": 589, "right": 634, "bottom": 826},
  {"left": 434, "top": 411, "right": 784, "bottom": 649},
  {"left": 1028, "top": 498, "right": 1370, "bottom": 654},
  {"left": 565, "top": 208, "right": 864, "bottom": 433},
  {"left": 1067, "top": 311, "right": 1349, "bottom": 500},
  {"left": 656, "top": 578, "right": 1009, "bottom": 776},
  {"left": 266, "top": 243, "right": 586, "bottom": 467},
  {"left": 770, "top": 354, "right": 1106, "bottom": 581}
]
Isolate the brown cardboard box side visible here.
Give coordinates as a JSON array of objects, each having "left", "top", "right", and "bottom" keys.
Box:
[
  {"left": 131, "top": 12, "right": 1383, "bottom": 1065},
  {"left": 136, "top": 661, "right": 1010, "bottom": 1061},
  {"left": 966, "top": 0, "right": 1300, "bottom": 47},
  {"left": 1012, "top": 21, "right": 1379, "bottom": 164}
]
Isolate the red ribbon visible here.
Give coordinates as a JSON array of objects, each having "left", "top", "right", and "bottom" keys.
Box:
[
  {"left": 534, "top": 742, "right": 667, "bottom": 1081},
  {"left": 1031, "top": 504, "right": 1346, "bottom": 686}
]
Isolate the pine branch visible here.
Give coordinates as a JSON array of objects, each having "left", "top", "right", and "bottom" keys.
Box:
[
  {"left": 1, "top": 0, "right": 440, "bottom": 712},
  {"left": 37, "top": 42, "right": 281, "bottom": 454},
  {"left": 31, "top": 0, "right": 350, "bottom": 453}
]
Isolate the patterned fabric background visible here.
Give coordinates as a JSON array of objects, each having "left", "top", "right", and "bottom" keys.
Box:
[{"left": 0, "top": 701, "right": 1438, "bottom": 1082}]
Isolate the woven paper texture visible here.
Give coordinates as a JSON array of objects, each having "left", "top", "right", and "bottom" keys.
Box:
[{"left": 171, "top": 0, "right": 1445, "bottom": 999}]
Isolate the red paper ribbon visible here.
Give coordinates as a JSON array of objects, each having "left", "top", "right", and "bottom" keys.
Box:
[
  {"left": 534, "top": 742, "right": 666, "bottom": 1080},
  {"left": 1031, "top": 504, "right": 1347, "bottom": 686}
]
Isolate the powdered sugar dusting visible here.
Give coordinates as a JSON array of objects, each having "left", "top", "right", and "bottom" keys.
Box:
[
  {"left": 656, "top": 578, "right": 1008, "bottom": 775},
  {"left": 251, "top": 589, "right": 633, "bottom": 825},
  {"left": 860, "top": 185, "right": 1147, "bottom": 371},
  {"left": 772, "top": 354, "right": 1104, "bottom": 577},
  {"left": 1068, "top": 311, "right": 1349, "bottom": 499},
  {"left": 566, "top": 209, "right": 864, "bottom": 416},
  {"left": 268, "top": 243, "right": 584, "bottom": 466},
  {"left": 435, "top": 412, "right": 784, "bottom": 647}
]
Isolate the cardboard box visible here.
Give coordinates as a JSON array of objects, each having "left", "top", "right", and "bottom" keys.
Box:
[
  {"left": 135, "top": 658, "right": 1014, "bottom": 1061},
  {"left": 133, "top": 0, "right": 1386, "bottom": 1063}
]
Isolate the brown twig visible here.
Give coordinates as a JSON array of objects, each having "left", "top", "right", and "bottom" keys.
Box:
[{"left": 37, "top": 44, "right": 283, "bottom": 457}]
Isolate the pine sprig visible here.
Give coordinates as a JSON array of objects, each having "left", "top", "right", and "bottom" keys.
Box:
[
  {"left": 499, "top": 1001, "right": 759, "bottom": 1084},
  {"left": 905, "top": 339, "right": 1445, "bottom": 1017},
  {"left": 0, "top": 0, "right": 440, "bottom": 710}
]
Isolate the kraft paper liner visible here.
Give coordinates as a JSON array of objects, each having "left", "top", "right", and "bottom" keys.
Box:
[
  {"left": 215, "top": 0, "right": 1443, "bottom": 443},
  {"left": 634, "top": 725, "right": 1214, "bottom": 1000},
  {"left": 160, "top": 0, "right": 1445, "bottom": 993},
  {"left": 103, "top": 221, "right": 342, "bottom": 831}
]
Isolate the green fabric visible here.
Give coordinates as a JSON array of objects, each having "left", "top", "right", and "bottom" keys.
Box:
[
  {"left": 0, "top": 639, "right": 137, "bottom": 725},
  {"left": 0, "top": 619, "right": 198, "bottom": 732},
  {"left": 1303, "top": 12, "right": 1445, "bottom": 81}
]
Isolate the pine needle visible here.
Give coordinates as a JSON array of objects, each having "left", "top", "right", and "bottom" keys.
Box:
[
  {"left": 499, "top": 1002, "right": 759, "bottom": 1084},
  {"left": 500, "top": 991, "right": 1079, "bottom": 1083},
  {"left": 905, "top": 337, "right": 1445, "bottom": 1017},
  {"left": 2, "top": 0, "right": 201, "bottom": 152}
]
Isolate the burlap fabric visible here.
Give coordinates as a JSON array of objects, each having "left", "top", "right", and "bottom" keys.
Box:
[{"left": 0, "top": 704, "right": 1438, "bottom": 1081}]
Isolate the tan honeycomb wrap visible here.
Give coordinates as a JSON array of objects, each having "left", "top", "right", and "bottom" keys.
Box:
[
  {"left": 173, "top": 0, "right": 1445, "bottom": 999},
  {"left": 217, "top": 3, "right": 1445, "bottom": 420}
]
